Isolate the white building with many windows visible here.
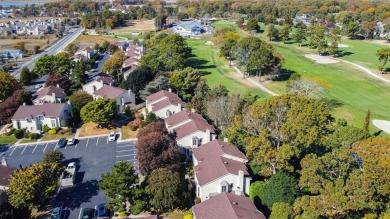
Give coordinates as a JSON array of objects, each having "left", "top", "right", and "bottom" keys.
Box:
[{"left": 11, "top": 103, "right": 71, "bottom": 133}]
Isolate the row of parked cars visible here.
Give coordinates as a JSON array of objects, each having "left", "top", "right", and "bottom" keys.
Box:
[
  {"left": 51, "top": 203, "right": 108, "bottom": 219},
  {"left": 56, "top": 132, "right": 117, "bottom": 148}
]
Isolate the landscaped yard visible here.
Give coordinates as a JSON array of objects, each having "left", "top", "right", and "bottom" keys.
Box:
[
  {"left": 187, "top": 39, "right": 271, "bottom": 98},
  {"left": 121, "top": 125, "right": 139, "bottom": 140},
  {"left": 0, "top": 135, "right": 17, "bottom": 145},
  {"left": 19, "top": 139, "right": 38, "bottom": 144},
  {"left": 41, "top": 133, "right": 75, "bottom": 141},
  {"left": 78, "top": 122, "right": 116, "bottom": 137}
]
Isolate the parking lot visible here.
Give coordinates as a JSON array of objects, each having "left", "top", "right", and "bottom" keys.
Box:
[{"left": 0, "top": 136, "right": 137, "bottom": 219}]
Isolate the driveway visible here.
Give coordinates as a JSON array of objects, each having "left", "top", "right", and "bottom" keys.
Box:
[{"left": 0, "top": 137, "right": 137, "bottom": 219}]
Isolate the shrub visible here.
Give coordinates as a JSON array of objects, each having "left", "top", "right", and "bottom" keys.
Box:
[
  {"left": 118, "top": 212, "right": 126, "bottom": 217},
  {"left": 24, "top": 131, "right": 30, "bottom": 139},
  {"left": 9, "top": 128, "right": 16, "bottom": 135},
  {"left": 194, "top": 197, "right": 201, "bottom": 204},
  {"left": 183, "top": 210, "right": 193, "bottom": 219},
  {"left": 48, "top": 129, "right": 57, "bottom": 134},
  {"left": 131, "top": 201, "right": 145, "bottom": 215},
  {"left": 61, "top": 118, "right": 68, "bottom": 127},
  {"left": 43, "top": 125, "right": 50, "bottom": 133},
  {"left": 124, "top": 105, "right": 133, "bottom": 117},
  {"left": 4, "top": 132, "right": 11, "bottom": 136},
  {"left": 54, "top": 127, "right": 61, "bottom": 132},
  {"left": 31, "top": 133, "right": 40, "bottom": 140},
  {"left": 138, "top": 114, "right": 144, "bottom": 120},
  {"left": 13, "top": 129, "right": 24, "bottom": 139}
]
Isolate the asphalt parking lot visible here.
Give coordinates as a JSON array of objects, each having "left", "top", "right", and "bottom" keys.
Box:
[{"left": 0, "top": 136, "right": 137, "bottom": 219}]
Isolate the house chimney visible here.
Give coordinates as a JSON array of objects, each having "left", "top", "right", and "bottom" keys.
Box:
[
  {"left": 224, "top": 137, "right": 228, "bottom": 143},
  {"left": 177, "top": 103, "right": 182, "bottom": 112},
  {"left": 237, "top": 170, "right": 244, "bottom": 195},
  {"left": 191, "top": 108, "right": 195, "bottom": 113},
  {"left": 205, "top": 129, "right": 211, "bottom": 143},
  {"left": 1, "top": 157, "right": 7, "bottom": 166},
  {"left": 168, "top": 88, "right": 172, "bottom": 93},
  {"left": 56, "top": 84, "right": 60, "bottom": 88},
  {"left": 52, "top": 92, "right": 56, "bottom": 102},
  {"left": 23, "top": 102, "right": 26, "bottom": 106}
]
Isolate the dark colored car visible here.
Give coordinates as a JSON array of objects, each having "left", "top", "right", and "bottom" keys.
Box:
[
  {"left": 56, "top": 138, "right": 67, "bottom": 148},
  {"left": 96, "top": 203, "right": 107, "bottom": 217},
  {"left": 82, "top": 208, "right": 94, "bottom": 219},
  {"left": 50, "top": 203, "right": 63, "bottom": 219}
]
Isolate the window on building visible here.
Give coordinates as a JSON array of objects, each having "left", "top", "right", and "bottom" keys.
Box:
[
  {"left": 222, "top": 185, "right": 227, "bottom": 193},
  {"left": 230, "top": 183, "right": 234, "bottom": 192},
  {"left": 192, "top": 138, "right": 198, "bottom": 146},
  {"left": 197, "top": 187, "right": 200, "bottom": 197},
  {"left": 51, "top": 119, "right": 56, "bottom": 127},
  {"left": 27, "top": 119, "right": 32, "bottom": 123}
]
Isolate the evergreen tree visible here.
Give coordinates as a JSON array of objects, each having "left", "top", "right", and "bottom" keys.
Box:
[
  {"left": 364, "top": 109, "right": 371, "bottom": 132},
  {"left": 19, "top": 67, "right": 32, "bottom": 86}
]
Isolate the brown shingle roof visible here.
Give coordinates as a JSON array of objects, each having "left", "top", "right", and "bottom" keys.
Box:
[
  {"left": 84, "top": 46, "right": 94, "bottom": 53},
  {"left": 83, "top": 76, "right": 112, "bottom": 87},
  {"left": 165, "top": 110, "right": 215, "bottom": 139},
  {"left": 194, "top": 156, "right": 249, "bottom": 186},
  {"left": 0, "top": 165, "right": 16, "bottom": 187},
  {"left": 146, "top": 90, "right": 182, "bottom": 103},
  {"left": 94, "top": 85, "right": 126, "bottom": 99},
  {"left": 34, "top": 85, "right": 65, "bottom": 98},
  {"left": 193, "top": 140, "right": 247, "bottom": 162},
  {"left": 11, "top": 103, "right": 67, "bottom": 120},
  {"left": 193, "top": 192, "right": 266, "bottom": 219},
  {"left": 151, "top": 96, "right": 184, "bottom": 112}
]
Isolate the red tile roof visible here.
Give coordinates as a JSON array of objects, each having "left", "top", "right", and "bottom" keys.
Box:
[
  {"left": 0, "top": 165, "right": 17, "bottom": 187},
  {"left": 194, "top": 156, "right": 249, "bottom": 186},
  {"left": 12, "top": 103, "right": 67, "bottom": 120},
  {"left": 147, "top": 90, "right": 181, "bottom": 103},
  {"left": 193, "top": 140, "right": 247, "bottom": 162},
  {"left": 193, "top": 193, "right": 266, "bottom": 219},
  {"left": 34, "top": 85, "right": 65, "bottom": 98},
  {"left": 151, "top": 96, "right": 184, "bottom": 112},
  {"left": 94, "top": 85, "right": 127, "bottom": 99}
]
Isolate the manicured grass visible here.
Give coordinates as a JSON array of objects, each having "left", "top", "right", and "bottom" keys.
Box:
[
  {"left": 338, "top": 38, "right": 390, "bottom": 71},
  {"left": 0, "top": 135, "right": 17, "bottom": 145},
  {"left": 19, "top": 138, "right": 38, "bottom": 144},
  {"left": 271, "top": 43, "right": 390, "bottom": 131},
  {"left": 41, "top": 133, "right": 74, "bottom": 141},
  {"left": 211, "top": 20, "right": 245, "bottom": 34},
  {"left": 187, "top": 39, "right": 271, "bottom": 98}
]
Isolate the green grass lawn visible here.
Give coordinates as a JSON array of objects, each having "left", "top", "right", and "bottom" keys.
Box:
[
  {"left": 0, "top": 135, "right": 17, "bottom": 145},
  {"left": 19, "top": 138, "right": 38, "bottom": 144},
  {"left": 272, "top": 43, "right": 390, "bottom": 131},
  {"left": 211, "top": 20, "right": 245, "bottom": 34},
  {"left": 338, "top": 38, "right": 389, "bottom": 71},
  {"left": 187, "top": 38, "right": 270, "bottom": 98}
]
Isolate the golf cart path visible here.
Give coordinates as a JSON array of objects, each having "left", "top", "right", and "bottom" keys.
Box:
[
  {"left": 333, "top": 58, "right": 390, "bottom": 84},
  {"left": 373, "top": 120, "right": 390, "bottom": 134},
  {"left": 232, "top": 65, "right": 279, "bottom": 96}
]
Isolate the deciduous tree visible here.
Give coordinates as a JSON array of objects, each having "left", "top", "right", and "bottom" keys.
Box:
[
  {"left": 376, "top": 48, "right": 390, "bottom": 73},
  {"left": 0, "top": 90, "right": 31, "bottom": 125},
  {"left": 33, "top": 55, "right": 72, "bottom": 77},
  {"left": 0, "top": 69, "right": 22, "bottom": 102},
  {"left": 123, "top": 65, "right": 154, "bottom": 98},
  {"left": 267, "top": 24, "right": 279, "bottom": 41},
  {"left": 294, "top": 28, "right": 306, "bottom": 46},
  {"left": 345, "top": 22, "right": 360, "bottom": 39},
  {"left": 260, "top": 172, "right": 298, "bottom": 208},
  {"left": 45, "top": 74, "right": 72, "bottom": 95},
  {"left": 270, "top": 202, "right": 293, "bottom": 219},
  {"left": 279, "top": 24, "right": 291, "bottom": 43},
  {"left": 43, "top": 150, "right": 65, "bottom": 165},
  {"left": 169, "top": 67, "right": 201, "bottom": 100},
  {"left": 246, "top": 19, "right": 260, "bottom": 32},
  {"left": 80, "top": 98, "right": 117, "bottom": 128},
  {"left": 19, "top": 67, "right": 32, "bottom": 86},
  {"left": 8, "top": 162, "right": 62, "bottom": 209}
]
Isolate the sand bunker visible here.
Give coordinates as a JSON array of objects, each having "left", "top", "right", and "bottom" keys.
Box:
[
  {"left": 328, "top": 43, "right": 349, "bottom": 48},
  {"left": 373, "top": 120, "right": 390, "bottom": 134},
  {"left": 305, "top": 54, "right": 340, "bottom": 64},
  {"left": 205, "top": 41, "right": 214, "bottom": 45}
]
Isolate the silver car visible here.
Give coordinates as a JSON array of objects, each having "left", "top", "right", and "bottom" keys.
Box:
[{"left": 108, "top": 132, "right": 116, "bottom": 141}]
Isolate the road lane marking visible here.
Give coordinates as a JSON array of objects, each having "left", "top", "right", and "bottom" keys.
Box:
[
  {"left": 32, "top": 144, "right": 38, "bottom": 153},
  {"left": 117, "top": 145, "right": 132, "bottom": 148},
  {"left": 86, "top": 138, "right": 89, "bottom": 147},
  {"left": 78, "top": 208, "right": 83, "bottom": 219},
  {"left": 117, "top": 149, "right": 136, "bottom": 153},
  {"left": 43, "top": 143, "right": 48, "bottom": 152},
  {"left": 75, "top": 142, "right": 78, "bottom": 148},
  {"left": 9, "top": 147, "right": 17, "bottom": 156},
  {"left": 107, "top": 137, "right": 109, "bottom": 144},
  {"left": 21, "top": 145, "right": 28, "bottom": 155},
  {"left": 116, "top": 154, "right": 134, "bottom": 158},
  {"left": 96, "top": 137, "right": 99, "bottom": 145}
]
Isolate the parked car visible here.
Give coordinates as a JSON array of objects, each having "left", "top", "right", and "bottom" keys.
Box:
[
  {"left": 34, "top": 84, "right": 43, "bottom": 89},
  {"left": 108, "top": 132, "right": 116, "bottom": 141},
  {"left": 81, "top": 208, "right": 94, "bottom": 219},
  {"left": 50, "top": 203, "right": 63, "bottom": 219},
  {"left": 96, "top": 203, "right": 107, "bottom": 217},
  {"left": 56, "top": 138, "right": 67, "bottom": 148},
  {"left": 67, "top": 138, "right": 76, "bottom": 145}
]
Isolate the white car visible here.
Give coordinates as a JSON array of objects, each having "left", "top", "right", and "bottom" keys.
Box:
[
  {"left": 108, "top": 132, "right": 116, "bottom": 141},
  {"left": 67, "top": 138, "right": 76, "bottom": 145},
  {"left": 67, "top": 162, "right": 76, "bottom": 169}
]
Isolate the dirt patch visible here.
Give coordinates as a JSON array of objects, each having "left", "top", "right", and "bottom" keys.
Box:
[
  {"left": 111, "top": 20, "right": 156, "bottom": 34},
  {"left": 78, "top": 122, "right": 116, "bottom": 137},
  {"left": 73, "top": 35, "right": 116, "bottom": 49},
  {"left": 0, "top": 35, "right": 58, "bottom": 51},
  {"left": 328, "top": 43, "right": 349, "bottom": 48},
  {"left": 305, "top": 54, "right": 340, "bottom": 64}
]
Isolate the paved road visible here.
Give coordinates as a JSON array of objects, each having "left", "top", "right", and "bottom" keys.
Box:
[
  {"left": 11, "top": 27, "right": 84, "bottom": 79},
  {"left": 0, "top": 137, "right": 137, "bottom": 219}
]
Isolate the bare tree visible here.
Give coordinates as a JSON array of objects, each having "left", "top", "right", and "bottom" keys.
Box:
[{"left": 286, "top": 79, "right": 328, "bottom": 99}]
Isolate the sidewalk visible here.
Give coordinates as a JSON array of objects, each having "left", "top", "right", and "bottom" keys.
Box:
[{"left": 232, "top": 65, "right": 279, "bottom": 96}]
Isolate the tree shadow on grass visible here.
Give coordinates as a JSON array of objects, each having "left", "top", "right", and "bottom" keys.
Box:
[
  {"left": 336, "top": 50, "right": 354, "bottom": 57},
  {"left": 199, "top": 70, "right": 212, "bottom": 76},
  {"left": 187, "top": 57, "right": 216, "bottom": 69},
  {"left": 324, "top": 98, "right": 344, "bottom": 109}
]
